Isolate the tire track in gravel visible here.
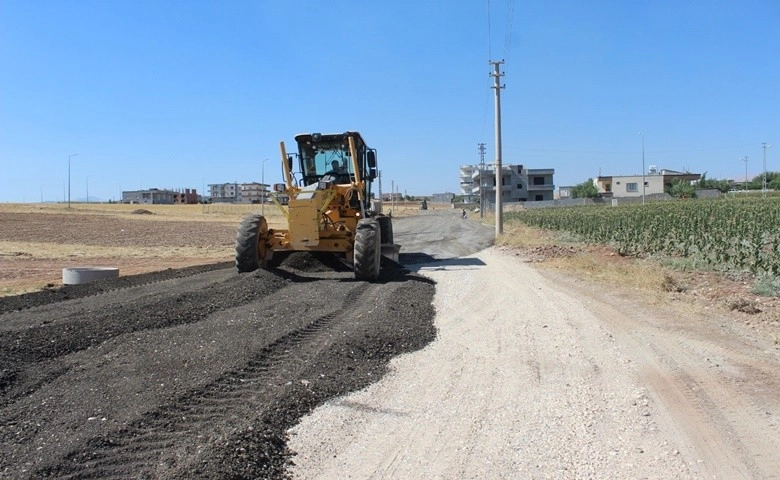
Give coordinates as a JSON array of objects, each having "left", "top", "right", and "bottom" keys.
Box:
[
  {"left": 34, "top": 278, "right": 375, "bottom": 480},
  {"left": 1, "top": 256, "right": 437, "bottom": 480},
  {"left": 546, "top": 270, "right": 780, "bottom": 480},
  {"left": 0, "top": 268, "right": 289, "bottom": 408}
]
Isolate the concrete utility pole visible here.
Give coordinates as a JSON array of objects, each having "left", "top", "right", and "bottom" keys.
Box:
[
  {"left": 762, "top": 142, "right": 772, "bottom": 197},
  {"left": 68, "top": 153, "right": 78, "bottom": 208},
  {"left": 741, "top": 156, "right": 749, "bottom": 192},
  {"left": 639, "top": 132, "right": 646, "bottom": 205},
  {"left": 478, "top": 142, "right": 486, "bottom": 219},
  {"left": 489, "top": 60, "right": 505, "bottom": 236},
  {"left": 261, "top": 158, "right": 268, "bottom": 216},
  {"left": 391, "top": 180, "right": 395, "bottom": 214}
]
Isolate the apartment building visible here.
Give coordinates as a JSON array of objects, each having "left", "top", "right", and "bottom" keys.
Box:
[
  {"left": 207, "top": 182, "right": 240, "bottom": 203},
  {"left": 459, "top": 164, "right": 555, "bottom": 204},
  {"left": 207, "top": 182, "right": 270, "bottom": 203},
  {"left": 238, "top": 182, "right": 271, "bottom": 204}
]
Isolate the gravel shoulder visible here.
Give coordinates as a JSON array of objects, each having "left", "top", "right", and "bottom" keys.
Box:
[{"left": 289, "top": 215, "right": 779, "bottom": 479}]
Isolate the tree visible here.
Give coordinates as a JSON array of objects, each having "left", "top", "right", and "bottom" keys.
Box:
[
  {"left": 696, "top": 172, "right": 731, "bottom": 193},
  {"left": 571, "top": 178, "right": 599, "bottom": 198},
  {"left": 749, "top": 171, "right": 780, "bottom": 190},
  {"left": 666, "top": 179, "right": 697, "bottom": 198}
]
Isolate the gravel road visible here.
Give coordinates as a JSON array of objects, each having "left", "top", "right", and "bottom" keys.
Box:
[
  {"left": 0, "top": 211, "right": 466, "bottom": 478},
  {"left": 290, "top": 213, "right": 780, "bottom": 479},
  {"left": 2, "top": 210, "right": 778, "bottom": 479}
]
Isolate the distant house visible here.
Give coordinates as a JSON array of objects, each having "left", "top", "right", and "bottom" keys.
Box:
[
  {"left": 595, "top": 167, "right": 701, "bottom": 198},
  {"left": 382, "top": 192, "right": 403, "bottom": 202},
  {"left": 430, "top": 192, "right": 455, "bottom": 204},
  {"left": 122, "top": 188, "right": 176, "bottom": 204},
  {"left": 556, "top": 186, "right": 574, "bottom": 199},
  {"left": 173, "top": 188, "right": 199, "bottom": 204}
]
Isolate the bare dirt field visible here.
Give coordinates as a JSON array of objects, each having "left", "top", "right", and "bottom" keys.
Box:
[{"left": 1, "top": 204, "right": 778, "bottom": 479}]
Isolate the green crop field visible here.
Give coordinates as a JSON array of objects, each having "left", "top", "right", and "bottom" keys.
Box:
[{"left": 507, "top": 197, "right": 780, "bottom": 275}]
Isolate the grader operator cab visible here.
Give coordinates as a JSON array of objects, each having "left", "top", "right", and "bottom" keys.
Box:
[{"left": 235, "top": 131, "right": 396, "bottom": 281}]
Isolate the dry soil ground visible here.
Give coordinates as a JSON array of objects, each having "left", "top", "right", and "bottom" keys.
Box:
[{"left": 0, "top": 205, "right": 778, "bottom": 479}]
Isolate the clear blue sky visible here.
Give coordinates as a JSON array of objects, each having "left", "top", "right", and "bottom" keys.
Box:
[{"left": 1, "top": 0, "right": 778, "bottom": 202}]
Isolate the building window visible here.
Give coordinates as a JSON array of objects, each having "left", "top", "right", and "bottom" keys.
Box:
[
  {"left": 626, "top": 182, "right": 638, "bottom": 192},
  {"left": 533, "top": 176, "right": 545, "bottom": 185},
  {"left": 517, "top": 184, "right": 523, "bottom": 189}
]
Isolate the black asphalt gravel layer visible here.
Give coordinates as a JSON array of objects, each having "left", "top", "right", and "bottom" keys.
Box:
[{"left": 0, "top": 254, "right": 436, "bottom": 479}]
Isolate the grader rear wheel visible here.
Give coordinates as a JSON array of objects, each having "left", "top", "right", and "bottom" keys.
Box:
[
  {"left": 377, "top": 215, "right": 393, "bottom": 245},
  {"left": 353, "top": 218, "right": 381, "bottom": 281},
  {"left": 235, "top": 214, "right": 271, "bottom": 273}
]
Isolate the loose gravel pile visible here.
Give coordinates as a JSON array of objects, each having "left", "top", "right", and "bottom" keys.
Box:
[{"left": 0, "top": 254, "right": 436, "bottom": 479}]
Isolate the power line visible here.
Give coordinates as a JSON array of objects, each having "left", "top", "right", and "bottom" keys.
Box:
[
  {"left": 486, "top": 0, "right": 492, "bottom": 60},
  {"left": 507, "top": 143, "right": 760, "bottom": 156},
  {"left": 504, "top": 0, "right": 515, "bottom": 61}
]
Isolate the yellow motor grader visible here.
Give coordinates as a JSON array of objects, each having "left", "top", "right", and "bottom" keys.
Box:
[{"left": 235, "top": 131, "right": 396, "bottom": 281}]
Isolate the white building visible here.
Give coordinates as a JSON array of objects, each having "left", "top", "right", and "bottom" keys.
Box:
[
  {"left": 208, "top": 183, "right": 240, "bottom": 202},
  {"left": 122, "top": 188, "right": 176, "bottom": 204},
  {"left": 207, "top": 182, "right": 270, "bottom": 203},
  {"left": 594, "top": 167, "right": 701, "bottom": 198},
  {"left": 238, "top": 182, "right": 270, "bottom": 204},
  {"left": 459, "top": 164, "right": 555, "bottom": 204}
]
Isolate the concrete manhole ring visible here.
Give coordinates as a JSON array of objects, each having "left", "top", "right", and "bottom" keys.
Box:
[{"left": 62, "top": 267, "right": 120, "bottom": 285}]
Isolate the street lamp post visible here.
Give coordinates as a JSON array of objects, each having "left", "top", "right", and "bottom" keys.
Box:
[
  {"left": 68, "top": 153, "right": 78, "bottom": 208},
  {"left": 762, "top": 143, "right": 773, "bottom": 197},
  {"left": 639, "top": 132, "right": 646, "bottom": 205},
  {"left": 741, "top": 156, "right": 749, "bottom": 192},
  {"left": 261, "top": 158, "right": 268, "bottom": 216}
]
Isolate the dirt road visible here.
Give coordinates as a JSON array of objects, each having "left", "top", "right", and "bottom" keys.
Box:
[
  {"left": 1, "top": 210, "right": 778, "bottom": 479},
  {"left": 290, "top": 214, "right": 780, "bottom": 479}
]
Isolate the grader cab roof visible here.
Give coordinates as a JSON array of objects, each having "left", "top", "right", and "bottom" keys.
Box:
[{"left": 294, "top": 131, "right": 368, "bottom": 150}]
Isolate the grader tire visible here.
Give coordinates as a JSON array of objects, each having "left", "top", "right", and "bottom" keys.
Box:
[
  {"left": 235, "top": 214, "right": 270, "bottom": 273},
  {"left": 353, "top": 218, "right": 381, "bottom": 281},
  {"left": 377, "top": 215, "right": 393, "bottom": 245}
]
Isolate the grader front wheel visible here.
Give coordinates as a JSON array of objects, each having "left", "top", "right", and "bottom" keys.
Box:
[
  {"left": 353, "top": 218, "right": 381, "bottom": 281},
  {"left": 235, "top": 214, "right": 271, "bottom": 273}
]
